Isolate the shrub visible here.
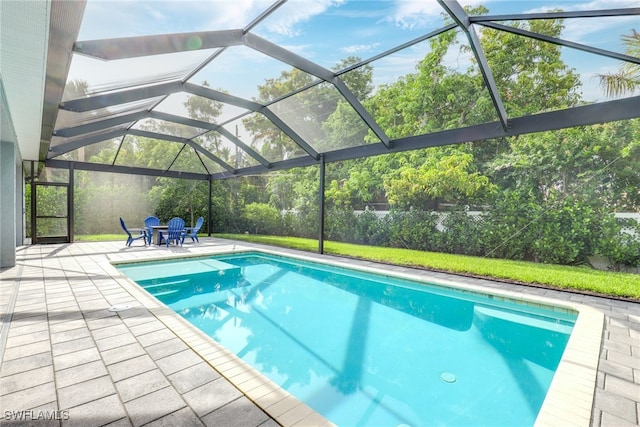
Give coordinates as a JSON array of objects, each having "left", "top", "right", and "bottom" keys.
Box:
[
  {"left": 483, "top": 190, "right": 615, "bottom": 265},
  {"left": 482, "top": 190, "right": 541, "bottom": 260},
  {"left": 288, "top": 209, "right": 318, "bottom": 239},
  {"left": 531, "top": 195, "right": 601, "bottom": 265},
  {"left": 243, "top": 203, "right": 281, "bottom": 235},
  {"left": 354, "top": 209, "right": 390, "bottom": 246},
  {"left": 437, "top": 209, "right": 485, "bottom": 256},
  {"left": 387, "top": 209, "right": 440, "bottom": 251},
  {"left": 280, "top": 211, "right": 298, "bottom": 236},
  {"left": 325, "top": 208, "right": 358, "bottom": 242},
  {"left": 597, "top": 217, "right": 640, "bottom": 270}
]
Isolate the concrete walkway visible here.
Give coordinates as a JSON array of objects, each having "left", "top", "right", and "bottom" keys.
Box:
[{"left": 0, "top": 239, "right": 638, "bottom": 426}]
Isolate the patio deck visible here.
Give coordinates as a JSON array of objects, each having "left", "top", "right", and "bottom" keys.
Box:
[{"left": 1, "top": 239, "right": 638, "bottom": 426}]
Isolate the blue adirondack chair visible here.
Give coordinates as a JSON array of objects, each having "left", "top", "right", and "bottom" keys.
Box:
[
  {"left": 144, "top": 216, "right": 160, "bottom": 240},
  {"left": 182, "top": 216, "right": 204, "bottom": 244},
  {"left": 164, "top": 217, "right": 186, "bottom": 247},
  {"left": 119, "top": 218, "right": 147, "bottom": 246},
  {"left": 144, "top": 215, "right": 160, "bottom": 244}
]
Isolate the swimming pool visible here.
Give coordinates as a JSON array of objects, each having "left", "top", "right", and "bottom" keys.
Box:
[{"left": 117, "top": 251, "right": 580, "bottom": 426}]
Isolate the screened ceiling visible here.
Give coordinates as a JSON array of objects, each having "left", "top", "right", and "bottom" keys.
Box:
[{"left": 44, "top": 0, "right": 640, "bottom": 181}]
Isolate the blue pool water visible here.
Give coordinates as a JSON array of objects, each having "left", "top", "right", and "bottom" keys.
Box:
[{"left": 117, "top": 252, "right": 576, "bottom": 427}]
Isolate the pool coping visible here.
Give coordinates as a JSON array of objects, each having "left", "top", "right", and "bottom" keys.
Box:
[{"left": 110, "top": 247, "right": 604, "bottom": 427}]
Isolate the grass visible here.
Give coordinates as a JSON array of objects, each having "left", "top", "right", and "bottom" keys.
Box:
[
  {"left": 76, "top": 234, "right": 123, "bottom": 242},
  {"left": 216, "top": 234, "right": 640, "bottom": 300}
]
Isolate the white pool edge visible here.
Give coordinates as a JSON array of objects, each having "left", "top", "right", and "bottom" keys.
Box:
[
  {"left": 534, "top": 304, "right": 604, "bottom": 427},
  {"left": 110, "top": 247, "right": 603, "bottom": 427}
]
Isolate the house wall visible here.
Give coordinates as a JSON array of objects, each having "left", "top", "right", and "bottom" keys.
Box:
[
  {"left": 0, "top": 79, "right": 18, "bottom": 268},
  {"left": 0, "top": 142, "right": 17, "bottom": 268}
]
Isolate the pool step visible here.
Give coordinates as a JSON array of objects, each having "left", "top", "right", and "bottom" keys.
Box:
[
  {"left": 475, "top": 306, "right": 574, "bottom": 334},
  {"left": 142, "top": 278, "right": 190, "bottom": 291},
  {"left": 152, "top": 289, "right": 180, "bottom": 298},
  {"left": 118, "top": 258, "right": 241, "bottom": 282}
]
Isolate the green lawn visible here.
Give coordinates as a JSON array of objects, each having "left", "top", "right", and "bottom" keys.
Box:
[
  {"left": 76, "top": 234, "right": 124, "bottom": 242},
  {"left": 216, "top": 234, "right": 640, "bottom": 300}
]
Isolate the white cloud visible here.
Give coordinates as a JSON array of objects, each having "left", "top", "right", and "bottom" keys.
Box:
[
  {"left": 201, "top": 0, "right": 276, "bottom": 29},
  {"left": 387, "top": 0, "right": 490, "bottom": 29},
  {"left": 261, "top": 0, "right": 346, "bottom": 36},
  {"left": 389, "top": 0, "right": 446, "bottom": 30},
  {"left": 340, "top": 43, "right": 381, "bottom": 54},
  {"left": 562, "top": 15, "right": 639, "bottom": 46}
]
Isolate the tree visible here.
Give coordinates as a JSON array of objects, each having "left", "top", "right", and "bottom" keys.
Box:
[
  {"left": 185, "top": 81, "right": 224, "bottom": 121},
  {"left": 351, "top": 8, "right": 583, "bottom": 210},
  {"left": 149, "top": 178, "right": 208, "bottom": 226},
  {"left": 474, "top": 15, "right": 582, "bottom": 116},
  {"left": 334, "top": 56, "right": 374, "bottom": 100},
  {"left": 138, "top": 81, "right": 232, "bottom": 226},
  {"left": 491, "top": 121, "right": 640, "bottom": 209},
  {"left": 238, "top": 56, "right": 377, "bottom": 232},
  {"left": 598, "top": 29, "right": 640, "bottom": 97},
  {"left": 244, "top": 68, "right": 324, "bottom": 160},
  {"left": 384, "top": 150, "right": 496, "bottom": 209}
]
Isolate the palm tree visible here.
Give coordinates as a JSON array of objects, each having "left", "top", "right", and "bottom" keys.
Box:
[{"left": 598, "top": 29, "right": 640, "bottom": 97}]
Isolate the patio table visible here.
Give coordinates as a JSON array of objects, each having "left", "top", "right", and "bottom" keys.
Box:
[{"left": 150, "top": 225, "right": 169, "bottom": 245}]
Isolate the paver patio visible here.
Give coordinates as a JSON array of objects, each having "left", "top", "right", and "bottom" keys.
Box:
[{"left": 1, "top": 239, "right": 638, "bottom": 426}]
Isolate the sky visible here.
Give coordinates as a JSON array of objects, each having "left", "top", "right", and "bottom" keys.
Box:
[{"left": 69, "top": 0, "right": 640, "bottom": 120}]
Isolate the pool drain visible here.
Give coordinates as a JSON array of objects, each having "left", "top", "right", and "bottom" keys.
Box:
[{"left": 440, "top": 372, "right": 457, "bottom": 383}]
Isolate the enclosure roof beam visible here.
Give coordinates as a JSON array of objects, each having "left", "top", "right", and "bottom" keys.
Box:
[
  {"left": 243, "top": 32, "right": 335, "bottom": 82},
  {"left": 183, "top": 82, "right": 264, "bottom": 111},
  {"left": 147, "top": 111, "right": 271, "bottom": 168},
  {"left": 128, "top": 129, "right": 236, "bottom": 174},
  {"left": 148, "top": 111, "right": 219, "bottom": 131},
  {"left": 53, "top": 108, "right": 229, "bottom": 139},
  {"left": 49, "top": 104, "right": 292, "bottom": 170},
  {"left": 242, "top": 32, "right": 390, "bottom": 147},
  {"left": 182, "top": 139, "right": 237, "bottom": 174},
  {"left": 49, "top": 96, "right": 640, "bottom": 179},
  {"left": 48, "top": 129, "right": 127, "bottom": 158},
  {"left": 54, "top": 111, "right": 148, "bottom": 137},
  {"left": 60, "top": 81, "right": 183, "bottom": 112},
  {"left": 438, "top": 0, "right": 509, "bottom": 130},
  {"left": 58, "top": 79, "right": 264, "bottom": 122},
  {"left": 481, "top": 21, "right": 640, "bottom": 65},
  {"left": 331, "top": 77, "right": 391, "bottom": 148},
  {"left": 213, "top": 126, "right": 271, "bottom": 168},
  {"left": 470, "top": 8, "right": 640, "bottom": 22},
  {"left": 46, "top": 159, "right": 210, "bottom": 180},
  {"left": 336, "top": 23, "right": 458, "bottom": 75},
  {"left": 73, "top": 29, "right": 245, "bottom": 60},
  {"left": 260, "top": 108, "right": 319, "bottom": 160},
  {"left": 182, "top": 82, "right": 318, "bottom": 161},
  {"left": 244, "top": 0, "right": 287, "bottom": 33},
  {"left": 211, "top": 95, "right": 640, "bottom": 179}
]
